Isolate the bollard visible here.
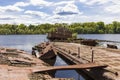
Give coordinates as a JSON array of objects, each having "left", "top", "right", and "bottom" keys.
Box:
[
  {"left": 91, "top": 50, "right": 94, "bottom": 62},
  {"left": 78, "top": 47, "right": 80, "bottom": 58}
]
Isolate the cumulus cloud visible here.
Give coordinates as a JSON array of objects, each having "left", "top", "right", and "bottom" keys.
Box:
[
  {"left": 53, "top": 1, "right": 74, "bottom": 6},
  {"left": 0, "top": 5, "right": 24, "bottom": 12},
  {"left": 79, "top": 0, "right": 111, "bottom": 5},
  {"left": 0, "top": 15, "right": 17, "bottom": 20},
  {"left": 30, "top": 0, "right": 53, "bottom": 6},
  {"left": 105, "top": 5, "right": 120, "bottom": 14},
  {"left": 54, "top": 3, "right": 82, "bottom": 15},
  {"left": 104, "top": 0, "right": 120, "bottom": 14},
  {"left": 46, "top": 14, "right": 90, "bottom": 24},
  {"left": 14, "top": 2, "right": 30, "bottom": 7},
  {"left": 0, "top": 0, "right": 120, "bottom": 24},
  {"left": 25, "top": 10, "right": 49, "bottom": 18}
]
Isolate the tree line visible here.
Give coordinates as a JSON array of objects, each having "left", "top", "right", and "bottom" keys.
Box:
[{"left": 0, "top": 21, "right": 120, "bottom": 35}]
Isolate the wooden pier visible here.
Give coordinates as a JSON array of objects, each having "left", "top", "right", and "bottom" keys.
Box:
[{"left": 34, "top": 42, "right": 120, "bottom": 80}]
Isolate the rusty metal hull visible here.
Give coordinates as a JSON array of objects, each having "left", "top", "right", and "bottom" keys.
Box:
[{"left": 40, "top": 49, "right": 56, "bottom": 59}]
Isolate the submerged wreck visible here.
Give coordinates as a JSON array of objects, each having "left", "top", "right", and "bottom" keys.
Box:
[
  {"left": 80, "top": 39, "right": 98, "bottom": 46},
  {"left": 107, "top": 44, "right": 118, "bottom": 49},
  {"left": 0, "top": 47, "right": 73, "bottom": 80},
  {"left": 47, "top": 27, "right": 72, "bottom": 41},
  {"left": 33, "top": 42, "right": 57, "bottom": 59}
]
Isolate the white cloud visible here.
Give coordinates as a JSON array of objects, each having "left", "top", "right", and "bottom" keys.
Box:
[
  {"left": 88, "top": 15, "right": 120, "bottom": 23},
  {"left": 46, "top": 14, "right": 89, "bottom": 23},
  {"left": 0, "top": 0, "right": 120, "bottom": 24},
  {"left": 112, "top": 0, "right": 120, "bottom": 4},
  {"left": 30, "top": 0, "right": 53, "bottom": 6},
  {"left": 79, "top": 0, "right": 111, "bottom": 5},
  {"left": 46, "top": 13, "right": 120, "bottom": 24},
  {"left": 53, "top": 1, "right": 74, "bottom": 6},
  {"left": 104, "top": 0, "right": 120, "bottom": 14},
  {"left": 54, "top": 3, "right": 82, "bottom": 15},
  {"left": 14, "top": 2, "right": 30, "bottom": 7},
  {"left": 0, "top": 15, "right": 17, "bottom": 20},
  {"left": 25, "top": 10, "right": 49, "bottom": 18},
  {"left": 105, "top": 5, "right": 120, "bottom": 14},
  {"left": 0, "top": 14, "right": 42, "bottom": 25},
  {"left": 0, "top": 1, "right": 30, "bottom": 13},
  {"left": 0, "top": 5, "right": 24, "bottom": 12},
  {"left": 79, "top": 0, "right": 87, "bottom": 3}
]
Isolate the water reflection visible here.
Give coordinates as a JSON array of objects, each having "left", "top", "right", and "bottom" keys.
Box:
[
  {"left": 54, "top": 56, "right": 85, "bottom": 80},
  {"left": 78, "top": 34, "right": 120, "bottom": 49},
  {"left": 0, "top": 35, "right": 47, "bottom": 52},
  {"left": 78, "top": 34, "right": 120, "bottom": 42}
]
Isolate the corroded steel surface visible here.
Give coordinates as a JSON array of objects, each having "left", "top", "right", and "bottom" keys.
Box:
[
  {"left": 47, "top": 27, "right": 72, "bottom": 40},
  {"left": 33, "top": 63, "right": 107, "bottom": 73},
  {"left": 0, "top": 47, "right": 72, "bottom": 80},
  {"left": 34, "top": 42, "right": 57, "bottom": 59}
]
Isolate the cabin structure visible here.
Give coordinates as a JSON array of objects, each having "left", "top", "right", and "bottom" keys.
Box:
[{"left": 47, "top": 27, "right": 72, "bottom": 40}]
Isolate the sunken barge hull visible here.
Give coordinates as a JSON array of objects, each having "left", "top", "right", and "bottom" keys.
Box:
[
  {"left": 0, "top": 47, "right": 53, "bottom": 80},
  {"left": 33, "top": 42, "right": 57, "bottom": 66},
  {"left": 47, "top": 27, "right": 72, "bottom": 41},
  {"left": 0, "top": 47, "right": 72, "bottom": 80}
]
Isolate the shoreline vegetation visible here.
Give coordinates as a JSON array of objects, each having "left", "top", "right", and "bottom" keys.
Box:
[{"left": 0, "top": 21, "right": 120, "bottom": 35}]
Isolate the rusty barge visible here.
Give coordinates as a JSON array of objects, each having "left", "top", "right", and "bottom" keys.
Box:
[
  {"left": 0, "top": 47, "right": 73, "bottom": 80},
  {"left": 47, "top": 27, "right": 72, "bottom": 41},
  {"left": 34, "top": 42, "right": 120, "bottom": 80}
]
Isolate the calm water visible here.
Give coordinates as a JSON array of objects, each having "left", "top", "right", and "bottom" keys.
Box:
[
  {"left": 78, "top": 34, "right": 120, "bottom": 41},
  {"left": 0, "top": 34, "right": 120, "bottom": 80},
  {"left": 54, "top": 56, "right": 85, "bottom": 80},
  {"left": 78, "top": 34, "right": 120, "bottom": 48},
  {"left": 0, "top": 35, "right": 47, "bottom": 52}
]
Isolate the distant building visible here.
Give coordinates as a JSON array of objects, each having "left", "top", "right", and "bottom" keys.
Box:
[{"left": 47, "top": 27, "right": 72, "bottom": 40}]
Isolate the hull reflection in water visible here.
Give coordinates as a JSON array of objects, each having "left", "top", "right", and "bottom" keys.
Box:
[
  {"left": 54, "top": 56, "right": 85, "bottom": 80},
  {"left": 41, "top": 56, "right": 57, "bottom": 77}
]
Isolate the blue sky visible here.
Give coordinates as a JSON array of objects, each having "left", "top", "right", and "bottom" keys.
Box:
[{"left": 0, "top": 0, "right": 120, "bottom": 24}]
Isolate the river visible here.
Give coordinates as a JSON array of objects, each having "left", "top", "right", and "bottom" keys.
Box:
[
  {"left": 78, "top": 34, "right": 120, "bottom": 49},
  {"left": 0, "top": 34, "right": 119, "bottom": 80}
]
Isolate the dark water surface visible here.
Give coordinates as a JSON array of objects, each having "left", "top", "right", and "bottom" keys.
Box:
[
  {"left": 54, "top": 56, "right": 85, "bottom": 80},
  {"left": 0, "top": 34, "right": 119, "bottom": 80}
]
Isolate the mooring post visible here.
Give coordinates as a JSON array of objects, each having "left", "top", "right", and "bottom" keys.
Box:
[
  {"left": 78, "top": 47, "right": 80, "bottom": 58},
  {"left": 91, "top": 50, "right": 94, "bottom": 62},
  {"left": 69, "top": 50, "right": 71, "bottom": 54}
]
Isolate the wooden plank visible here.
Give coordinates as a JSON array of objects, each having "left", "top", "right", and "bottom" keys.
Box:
[{"left": 33, "top": 63, "right": 108, "bottom": 73}]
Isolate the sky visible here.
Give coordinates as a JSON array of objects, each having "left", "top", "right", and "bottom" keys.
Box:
[{"left": 0, "top": 0, "right": 120, "bottom": 25}]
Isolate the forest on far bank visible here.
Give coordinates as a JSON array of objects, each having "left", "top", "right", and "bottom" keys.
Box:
[{"left": 0, "top": 21, "right": 120, "bottom": 35}]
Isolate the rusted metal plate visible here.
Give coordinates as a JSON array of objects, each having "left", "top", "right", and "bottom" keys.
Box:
[
  {"left": 33, "top": 63, "right": 108, "bottom": 73},
  {"left": 0, "top": 47, "right": 72, "bottom": 80}
]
